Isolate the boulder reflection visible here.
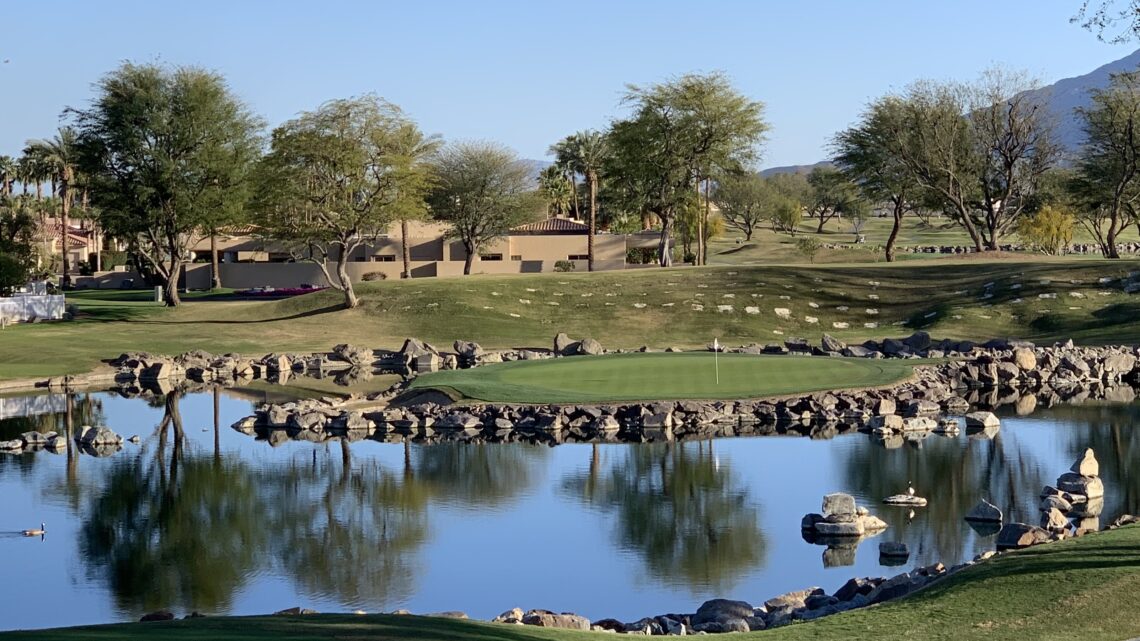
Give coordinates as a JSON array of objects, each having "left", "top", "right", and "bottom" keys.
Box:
[{"left": 563, "top": 441, "right": 766, "bottom": 591}]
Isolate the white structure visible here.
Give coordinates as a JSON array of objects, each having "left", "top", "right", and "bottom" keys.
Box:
[{"left": 0, "top": 294, "right": 65, "bottom": 325}]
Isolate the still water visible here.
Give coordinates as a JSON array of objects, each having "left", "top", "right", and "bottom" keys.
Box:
[{"left": 0, "top": 389, "right": 1137, "bottom": 630}]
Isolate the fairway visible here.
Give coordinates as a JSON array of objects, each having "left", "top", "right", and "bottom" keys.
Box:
[{"left": 407, "top": 352, "right": 916, "bottom": 403}]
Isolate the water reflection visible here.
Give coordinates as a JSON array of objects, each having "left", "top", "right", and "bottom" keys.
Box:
[
  {"left": 563, "top": 441, "right": 766, "bottom": 591},
  {"left": 2, "top": 389, "right": 1139, "bottom": 629}
]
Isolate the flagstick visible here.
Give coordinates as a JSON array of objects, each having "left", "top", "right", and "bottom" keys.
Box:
[{"left": 714, "top": 337, "right": 720, "bottom": 385}]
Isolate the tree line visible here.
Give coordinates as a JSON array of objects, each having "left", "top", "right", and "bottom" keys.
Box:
[{"left": 6, "top": 58, "right": 1140, "bottom": 307}]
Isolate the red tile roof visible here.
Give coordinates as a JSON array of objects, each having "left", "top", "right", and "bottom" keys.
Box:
[{"left": 511, "top": 218, "right": 589, "bottom": 233}]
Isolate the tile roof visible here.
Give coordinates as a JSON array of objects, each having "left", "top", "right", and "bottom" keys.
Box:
[{"left": 511, "top": 218, "right": 589, "bottom": 233}]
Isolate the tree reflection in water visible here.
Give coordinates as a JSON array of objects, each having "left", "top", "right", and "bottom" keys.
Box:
[
  {"left": 73, "top": 392, "right": 547, "bottom": 616},
  {"left": 563, "top": 441, "right": 766, "bottom": 592}
]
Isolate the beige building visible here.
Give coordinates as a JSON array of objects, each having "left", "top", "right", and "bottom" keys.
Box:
[{"left": 75, "top": 218, "right": 663, "bottom": 290}]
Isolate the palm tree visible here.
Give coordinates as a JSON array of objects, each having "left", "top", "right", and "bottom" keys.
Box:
[
  {"left": 538, "top": 165, "right": 573, "bottom": 217},
  {"left": 0, "top": 155, "right": 15, "bottom": 197},
  {"left": 552, "top": 131, "right": 610, "bottom": 271},
  {"left": 25, "top": 128, "right": 80, "bottom": 287}
]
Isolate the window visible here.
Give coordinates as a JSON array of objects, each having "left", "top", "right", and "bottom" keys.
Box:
[
  {"left": 480, "top": 253, "right": 503, "bottom": 261},
  {"left": 373, "top": 255, "right": 396, "bottom": 262},
  {"left": 568, "top": 254, "right": 588, "bottom": 261},
  {"left": 510, "top": 255, "right": 522, "bottom": 261}
]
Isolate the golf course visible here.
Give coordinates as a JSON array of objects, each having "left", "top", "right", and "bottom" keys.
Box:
[
  {"left": 3, "top": 259, "right": 1139, "bottom": 385},
  {"left": 407, "top": 352, "right": 918, "bottom": 403}
]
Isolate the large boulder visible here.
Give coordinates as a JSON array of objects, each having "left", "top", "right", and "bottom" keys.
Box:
[
  {"left": 902, "top": 331, "right": 932, "bottom": 352},
  {"left": 996, "top": 523, "right": 1052, "bottom": 549},
  {"left": 822, "top": 493, "right": 857, "bottom": 518},
  {"left": 1012, "top": 348, "right": 1037, "bottom": 371},
  {"left": 453, "top": 340, "right": 484, "bottom": 359},
  {"left": 577, "top": 338, "right": 604, "bottom": 356},
  {"left": 964, "top": 499, "right": 1003, "bottom": 523},
  {"left": 965, "top": 412, "right": 1000, "bottom": 429},
  {"left": 1056, "top": 472, "right": 1105, "bottom": 499},
  {"left": 554, "top": 333, "right": 579, "bottom": 356},
  {"left": 331, "top": 343, "right": 374, "bottom": 367},
  {"left": 77, "top": 426, "right": 123, "bottom": 446},
  {"left": 821, "top": 333, "right": 847, "bottom": 353},
  {"left": 521, "top": 610, "right": 590, "bottom": 630},
  {"left": 1070, "top": 448, "right": 1099, "bottom": 477},
  {"left": 691, "top": 599, "right": 755, "bottom": 627}
]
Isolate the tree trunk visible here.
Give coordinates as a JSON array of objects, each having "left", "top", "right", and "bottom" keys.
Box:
[
  {"left": 1106, "top": 214, "right": 1122, "bottom": 259},
  {"left": 60, "top": 174, "right": 71, "bottom": 289},
  {"left": 588, "top": 174, "right": 597, "bottom": 272},
  {"left": 463, "top": 240, "right": 478, "bottom": 275},
  {"left": 697, "top": 176, "right": 706, "bottom": 264},
  {"left": 336, "top": 253, "right": 358, "bottom": 308},
  {"left": 658, "top": 215, "right": 674, "bottom": 267},
  {"left": 164, "top": 261, "right": 182, "bottom": 306},
  {"left": 210, "top": 232, "right": 222, "bottom": 289},
  {"left": 816, "top": 211, "right": 828, "bottom": 234},
  {"left": 885, "top": 201, "right": 904, "bottom": 263},
  {"left": 401, "top": 218, "right": 411, "bottom": 278},
  {"left": 695, "top": 181, "right": 704, "bottom": 266}
]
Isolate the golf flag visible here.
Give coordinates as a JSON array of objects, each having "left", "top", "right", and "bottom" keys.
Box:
[{"left": 713, "top": 337, "right": 720, "bottom": 384}]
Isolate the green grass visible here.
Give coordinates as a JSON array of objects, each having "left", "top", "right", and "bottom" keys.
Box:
[
  {"left": 2, "top": 258, "right": 1139, "bottom": 383},
  {"left": 7, "top": 525, "right": 1140, "bottom": 641},
  {"left": 408, "top": 352, "right": 916, "bottom": 403}
]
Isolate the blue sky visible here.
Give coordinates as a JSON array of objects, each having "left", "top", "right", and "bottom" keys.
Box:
[{"left": 0, "top": 1, "right": 1133, "bottom": 168}]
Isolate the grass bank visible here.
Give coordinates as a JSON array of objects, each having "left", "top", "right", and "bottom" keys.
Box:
[
  {"left": 408, "top": 352, "right": 917, "bottom": 403},
  {"left": 1, "top": 258, "right": 1138, "bottom": 382},
  {"left": 5, "top": 524, "right": 1140, "bottom": 641}
]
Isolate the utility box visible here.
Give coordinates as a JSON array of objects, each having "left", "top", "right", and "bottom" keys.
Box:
[{"left": 154, "top": 286, "right": 163, "bottom": 303}]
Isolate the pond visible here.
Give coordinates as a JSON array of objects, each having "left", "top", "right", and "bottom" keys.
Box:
[{"left": 0, "top": 388, "right": 1137, "bottom": 631}]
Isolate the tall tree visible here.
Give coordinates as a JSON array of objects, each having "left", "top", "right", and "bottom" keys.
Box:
[
  {"left": 876, "top": 70, "right": 1058, "bottom": 251},
  {"left": 255, "top": 96, "right": 432, "bottom": 307},
  {"left": 711, "top": 172, "right": 768, "bottom": 241},
  {"left": 537, "top": 164, "right": 573, "bottom": 218},
  {"left": 833, "top": 96, "right": 921, "bottom": 262},
  {"left": 1070, "top": 70, "right": 1140, "bottom": 258},
  {"left": 428, "top": 141, "right": 543, "bottom": 275},
  {"left": 551, "top": 130, "right": 610, "bottom": 271},
  {"left": 73, "top": 62, "right": 262, "bottom": 306},
  {"left": 607, "top": 72, "right": 767, "bottom": 266},
  {"left": 25, "top": 127, "right": 80, "bottom": 287},
  {"left": 0, "top": 197, "right": 37, "bottom": 295},
  {"left": 806, "top": 166, "right": 862, "bottom": 234},
  {"left": 0, "top": 155, "right": 15, "bottom": 197}
]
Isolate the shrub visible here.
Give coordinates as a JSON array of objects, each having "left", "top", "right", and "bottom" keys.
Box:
[
  {"left": 99, "top": 250, "right": 129, "bottom": 271},
  {"left": 626, "top": 247, "right": 657, "bottom": 265},
  {"left": 795, "top": 237, "right": 822, "bottom": 263},
  {"left": 770, "top": 198, "right": 802, "bottom": 236},
  {"left": 553, "top": 260, "right": 576, "bottom": 272},
  {"left": 1017, "top": 205, "right": 1074, "bottom": 255},
  {"left": 361, "top": 271, "right": 388, "bottom": 281}
]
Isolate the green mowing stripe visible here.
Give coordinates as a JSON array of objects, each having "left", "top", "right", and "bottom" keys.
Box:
[{"left": 408, "top": 353, "right": 916, "bottom": 403}]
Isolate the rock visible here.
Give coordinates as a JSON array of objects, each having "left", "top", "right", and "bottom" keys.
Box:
[
  {"left": 996, "top": 523, "right": 1052, "bottom": 549},
  {"left": 883, "top": 494, "right": 927, "bottom": 507},
  {"left": 521, "top": 611, "right": 590, "bottom": 630},
  {"left": 859, "top": 514, "right": 889, "bottom": 532},
  {"left": 879, "top": 542, "right": 909, "bottom": 558},
  {"left": 822, "top": 492, "right": 857, "bottom": 518},
  {"left": 833, "top": 577, "right": 877, "bottom": 602},
  {"left": 274, "top": 607, "right": 318, "bottom": 616},
  {"left": 492, "top": 608, "right": 524, "bottom": 623},
  {"left": 1056, "top": 472, "right": 1105, "bottom": 499},
  {"left": 693, "top": 619, "right": 750, "bottom": 633},
  {"left": 139, "top": 611, "right": 175, "bottom": 622},
  {"left": 692, "top": 598, "right": 754, "bottom": 626},
  {"left": 964, "top": 412, "right": 1000, "bottom": 429},
  {"left": 815, "top": 520, "right": 865, "bottom": 536},
  {"left": 1012, "top": 348, "right": 1037, "bottom": 371},
  {"left": 764, "top": 587, "right": 824, "bottom": 611},
  {"left": 554, "top": 332, "right": 579, "bottom": 356},
  {"left": 1070, "top": 448, "right": 1099, "bottom": 477},
  {"left": 453, "top": 340, "right": 484, "bottom": 359},
  {"left": 821, "top": 333, "right": 847, "bottom": 352},
  {"left": 1040, "top": 495, "right": 1073, "bottom": 513},
  {"left": 77, "top": 426, "right": 123, "bottom": 446},
  {"left": 874, "top": 398, "right": 896, "bottom": 416},
  {"left": 965, "top": 499, "right": 1003, "bottom": 523},
  {"left": 1041, "top": 507, "right": 1069, "bottom": 532},
  {"left": 869, "top": 414, "right": 903, "bottom": 432},
  {"left": 577, "top": 338, "right": 604, "bottom": 356},
  {"left": 903, "top": 331, "right": 932, "bottom": 351},
  {"left": 0, "top": 439, "right": 22, "bottom": 452}
]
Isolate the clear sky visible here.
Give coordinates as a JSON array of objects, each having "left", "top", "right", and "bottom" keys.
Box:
[{"left": 0, "top": 1, "right": 1134, "bottom": 168}]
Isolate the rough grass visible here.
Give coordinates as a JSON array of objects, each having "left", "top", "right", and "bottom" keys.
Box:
[
  {"left": 408, "top": 352, "right": 917, "bottom": 403},
  {"left": 2, "top": 258, "right": 1139, "bottom": 382},
  {"left": 6, "top": 525, "right": 1140, "bottom": 641}
]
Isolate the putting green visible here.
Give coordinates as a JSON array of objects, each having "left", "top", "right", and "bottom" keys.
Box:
[{"left": 408, "top": 352, "right": 916, "bottom": 403}]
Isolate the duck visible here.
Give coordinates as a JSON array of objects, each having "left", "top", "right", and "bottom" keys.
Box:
[
  {"left": 907, "top": 482, "right": 916, "bottom": 497},
  {"left": 21, "top": 523, "right": 45, "bottom": 537}
]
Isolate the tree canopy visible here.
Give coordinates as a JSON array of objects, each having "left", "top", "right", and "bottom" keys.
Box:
[
  {"left": 73, "top": 62, "right": 263, "bottom": 306},
  {"left": 255, "top": 95, "right": 436, "bottom": 307}
]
